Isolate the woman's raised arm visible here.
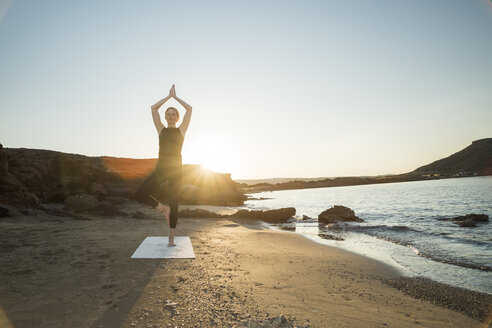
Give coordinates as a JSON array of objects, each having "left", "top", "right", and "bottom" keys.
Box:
[{"left": 175, "top": 94, "right": 192, "bottom": 137}]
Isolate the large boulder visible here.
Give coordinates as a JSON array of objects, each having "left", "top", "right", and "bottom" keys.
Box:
[
  {"left": 230, "top": 207, "right": 296, "bottom": 223},
  {"left": 0, "top": 203, "right": 23, "bottom": 217},
  {"left": 318, "top": 205, "right": 364, "bottom": 224}
]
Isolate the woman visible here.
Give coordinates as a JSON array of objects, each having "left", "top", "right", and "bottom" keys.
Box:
[{"left": 133, "top": 84, "right": 192, "bottom": 247}]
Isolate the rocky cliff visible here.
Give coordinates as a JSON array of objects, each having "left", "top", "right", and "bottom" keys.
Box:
[{"left": 0, "top": 145, "right": 246, "bottom": 208}]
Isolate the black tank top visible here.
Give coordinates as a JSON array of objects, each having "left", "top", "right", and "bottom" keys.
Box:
[{"left": 157, "top": 127, "right": 184, "bottom": 168}]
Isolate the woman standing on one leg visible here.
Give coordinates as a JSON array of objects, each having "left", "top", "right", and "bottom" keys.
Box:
[{"left": 133, "top": 84, "right": 192, "bottom": 246}]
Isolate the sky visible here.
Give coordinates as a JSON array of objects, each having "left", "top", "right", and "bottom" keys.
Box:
[{"left": 1, "top": 0, "right": 491, "bottom": 180}]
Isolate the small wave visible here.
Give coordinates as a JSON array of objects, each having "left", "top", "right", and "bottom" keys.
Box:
[
  {"left": 368, "top": 234, "right": 492, "bottom": 271},
  {"left": 412, "top": 249, "right": 492, "bottom": 272},
  {"left": 325, "top": 224, "right": 492, "bottom": 272},
  {"left": 334, "top": 223, "right": 492, "bottom": 248}
]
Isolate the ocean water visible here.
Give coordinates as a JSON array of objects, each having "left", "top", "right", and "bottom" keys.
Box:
[{"left": 242, "top": 176, "right": 492, "bottom": 294}]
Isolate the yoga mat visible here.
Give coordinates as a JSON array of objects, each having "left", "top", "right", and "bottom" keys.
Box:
[{"left": 131, "top": 236, "right": 195, "bottom": 259}]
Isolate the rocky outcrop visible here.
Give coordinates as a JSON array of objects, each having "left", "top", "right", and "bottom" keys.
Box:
[
  {"left": 318, "top": 205, "right": 364, "bottom": 224},
  {"left": 230, "top": 207, "right": 296, "bottom": 223},
  {"left": 445, "top": 213, "right": 489, "bottom": 228},
  {"left": 0, "top": 143, "right": 39, "bottom": 207},
  {"left": 2, "top": 147, "right": 247, "bottom": 213},
  {"left": 3, "top": 147, "right": 114, "bottom": 204}
]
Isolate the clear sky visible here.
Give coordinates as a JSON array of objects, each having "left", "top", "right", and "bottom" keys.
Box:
[{"left": 1, "top": 0, "right": 491, "bottom": 179}]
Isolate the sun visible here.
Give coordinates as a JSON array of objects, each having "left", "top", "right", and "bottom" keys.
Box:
[
  {"left": 199, "top": 153, "right": 235, "bottom": 174},
  {"left": 183, "top": 138, "right": 238, "bottom": 175}
]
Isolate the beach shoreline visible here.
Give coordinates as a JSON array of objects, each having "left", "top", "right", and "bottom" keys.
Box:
[{"left": 0, "top": 202, "right": 490, "bottom": 327}]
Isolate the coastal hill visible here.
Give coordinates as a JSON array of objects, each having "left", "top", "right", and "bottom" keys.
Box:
[
  {"left": 411, "top": 138, "right": 492, "bottom": 176},
  {"left": 237, "top": 138, "right": 492, "bottom": 193}
]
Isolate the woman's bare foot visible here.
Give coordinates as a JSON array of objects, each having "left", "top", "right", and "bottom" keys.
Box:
[{"left": 168, "top": 228, "right": 176, "bottom": 247}]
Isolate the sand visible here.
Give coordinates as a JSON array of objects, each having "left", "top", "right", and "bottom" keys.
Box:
[{"left": 0, "top": 201, "right": 490, "bottom": 328}]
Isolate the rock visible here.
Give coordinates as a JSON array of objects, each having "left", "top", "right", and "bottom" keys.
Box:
[
  {"left": 38, "top": 203, "right": 71, "bottom": 216},
  {"left": 445, "top": 213, "right": 489, "bottom": 227},
  {"left": 0, "top": 203, "right": 22, "bottom": 217},
  {"left": 318, "top": 233, "right": 344, "bottom": 241},
  {"left": 24, "top": 192, "right": 40, "bottom": 205},
  {"left": 239, "top": 314, "right": 309, "bottom": 328},
  {"left": 229, "top": 207, "right": 296, "bottom": 223},
  {"left": 449, "top": 213, "right": 488, "bottom": 222},
  {"left": 458, "top": 219, "right": 476, "bottom": 227},
  {"left": 272, "top": 314, "right": 288, "bottom": 326},
  {"left": 46, "top": 207, "right": 72, "bottom": 216},
  {"left": 19, "top": 207, "right": 46, "bottom": 216},
  {"left": 65, "top": 194, "right": 98, "bottom": 213},
  {"left": 318, "top": 205, "right": 364, "bottom": 224},
  {"left": 302, "top": 215, "right": 313, "bottom": 220},
  {"left": 276, "top": 224, "right": 295, "bottom": 231},
  {"left": 91, "top": 183, "right": 107, "bottom": 201}
]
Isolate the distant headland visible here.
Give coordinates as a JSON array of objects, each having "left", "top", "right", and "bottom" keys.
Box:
[{"left": 236, "top": 138, "right": 492, "bottom": 193}]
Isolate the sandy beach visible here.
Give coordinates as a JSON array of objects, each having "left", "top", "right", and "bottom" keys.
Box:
[{"left": 0, "top": 201, "right": 490, "bottom": 328}]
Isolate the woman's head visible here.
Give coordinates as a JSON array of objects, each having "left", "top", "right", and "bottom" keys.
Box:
[{"left": 165, "top": 107, "right": 180, "bottom": 125}]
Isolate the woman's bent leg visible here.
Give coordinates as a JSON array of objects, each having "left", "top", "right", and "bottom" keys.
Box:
[{"left": 133, "top": 171, "right": 162, "bottom": 208}]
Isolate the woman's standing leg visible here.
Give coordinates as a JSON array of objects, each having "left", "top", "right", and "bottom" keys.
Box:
[{"left": 167, "top": 170, "right": 182, "bottom": 246}]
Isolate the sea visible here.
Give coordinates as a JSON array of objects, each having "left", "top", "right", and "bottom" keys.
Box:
[{"left": 240, "top": 176, "right": 492, "bottom": 295}]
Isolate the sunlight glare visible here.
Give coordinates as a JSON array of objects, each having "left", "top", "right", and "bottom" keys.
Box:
[{"left": 183, "top": 138, "right": 237, "bottom": 175}]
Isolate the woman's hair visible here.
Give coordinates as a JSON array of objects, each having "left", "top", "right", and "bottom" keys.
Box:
[{"left": 165, "top": 107, "right": 180, "bottom": 120}]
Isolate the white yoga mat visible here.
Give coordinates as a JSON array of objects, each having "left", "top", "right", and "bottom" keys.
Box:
[{"left": 131, "top": 236, "right": 195, "bottom": 259}]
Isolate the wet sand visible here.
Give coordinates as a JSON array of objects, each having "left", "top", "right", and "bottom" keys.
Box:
[{"left": 0, "top": 202, "right": 490, "bottom": 328}]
